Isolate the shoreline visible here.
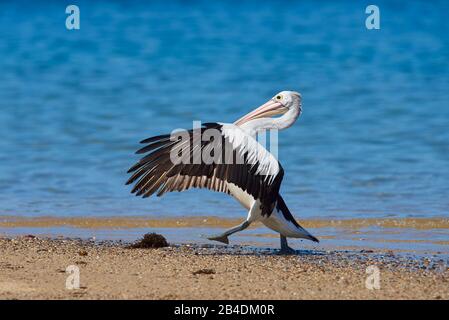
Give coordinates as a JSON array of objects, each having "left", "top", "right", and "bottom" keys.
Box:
[
  {"left": 0, "top": 236, "right": 448, "bottom": 300},
  {"left": 1, "top": 215, "right": 448, "bottom": 229},
  {"left": 1, "top": 216, "right": 449, "bottom": 259}
]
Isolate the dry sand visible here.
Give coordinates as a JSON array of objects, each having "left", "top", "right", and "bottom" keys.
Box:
[{"left": 0, "top": 235, "right": 448, "bottom": 300}]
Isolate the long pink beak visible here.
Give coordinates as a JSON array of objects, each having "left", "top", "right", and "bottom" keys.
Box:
[{"left": 234, "top": 99, "right": 286, "bottom": 126}]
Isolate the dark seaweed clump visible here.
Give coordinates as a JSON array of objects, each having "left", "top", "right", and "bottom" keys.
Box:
[
  {"left": 129, "top": 233, "right": 168, "bottom": 249},
  {"left": 192, "top": 268, "right": 216, "bottom": 275}
]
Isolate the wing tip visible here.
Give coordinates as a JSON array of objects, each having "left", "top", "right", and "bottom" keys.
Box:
[
  {"left": 308, "top": 235, "right": 319, "bottom": 243},
  {"left": 126, "top": 167, "right": 135, "bottom": 174}
]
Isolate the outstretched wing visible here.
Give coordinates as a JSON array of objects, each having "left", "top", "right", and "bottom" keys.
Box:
[{"left": 126, "top": 122, "right": 284, "bottom": 216}]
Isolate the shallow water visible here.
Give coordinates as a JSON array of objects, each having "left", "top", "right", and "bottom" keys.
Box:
[{"left": 0, "top": 1, "right": 448, "bottom": 223}]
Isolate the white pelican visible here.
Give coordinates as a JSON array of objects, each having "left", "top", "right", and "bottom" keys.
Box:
[{"left": 126, "top": 91, "right": 318, "bottom": 253}]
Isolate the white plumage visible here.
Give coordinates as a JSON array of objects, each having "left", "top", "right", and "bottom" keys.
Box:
[{"left": 127, "top": 91, "right": 318, "bottom": 253}]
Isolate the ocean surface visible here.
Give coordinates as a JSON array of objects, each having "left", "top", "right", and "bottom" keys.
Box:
[{"left": 0, "top": 0, "right": 448, "bottom": 220}]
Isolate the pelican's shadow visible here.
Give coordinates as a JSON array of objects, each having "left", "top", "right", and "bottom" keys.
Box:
[{"left": 174, "top": 243, "right": 327, "bottom": 256}]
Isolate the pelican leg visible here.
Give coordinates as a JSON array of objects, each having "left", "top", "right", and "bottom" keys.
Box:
[
  {"left": 206, "top": 221, "right": 250, "bottom": 244},
  {"left": 279, "top": 235, "right": 296, "bottom": 254}
]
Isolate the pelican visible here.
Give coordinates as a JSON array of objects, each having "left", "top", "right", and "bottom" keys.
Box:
[{"left": 126, "top": 91, "right": 318, "bottom": 253}]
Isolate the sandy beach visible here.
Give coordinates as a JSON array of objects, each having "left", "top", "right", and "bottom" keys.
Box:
[
  {"left": 1, "top": 0, "right": 448, "bottom": 304},
  {"left": 0, "top": 235, "right": 448, "bottom": 300}
]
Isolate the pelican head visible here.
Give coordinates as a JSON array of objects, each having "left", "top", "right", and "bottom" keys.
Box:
[{"left": 235, "top": 91, "right": 302, "bottom": 126}]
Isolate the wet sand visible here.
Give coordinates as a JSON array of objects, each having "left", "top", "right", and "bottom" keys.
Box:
[
  {"left": 1, "top": 216, "right": 448, "bottom": 257},
  {"left": 1, "top": 215, "right": 448, "bottom": 229},
  {"left": 0, "top": 236, "right": 448, "bottom": 300}
]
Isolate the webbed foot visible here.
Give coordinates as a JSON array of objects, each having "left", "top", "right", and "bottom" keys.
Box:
[
  {"left": 203, "top": 234, "right": 230, "bottom": 244},
  {"left": 278, "top": 246, "right": 297, "bottom": 255}
]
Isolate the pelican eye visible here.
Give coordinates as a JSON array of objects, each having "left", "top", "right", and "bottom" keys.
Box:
[{"left": 275, "top": 95, "right": 283, "bottom": 100}]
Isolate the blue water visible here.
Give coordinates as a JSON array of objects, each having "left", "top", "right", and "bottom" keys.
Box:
[{"left": 0, "top": 0, "right": 448, "bottom": 219}]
